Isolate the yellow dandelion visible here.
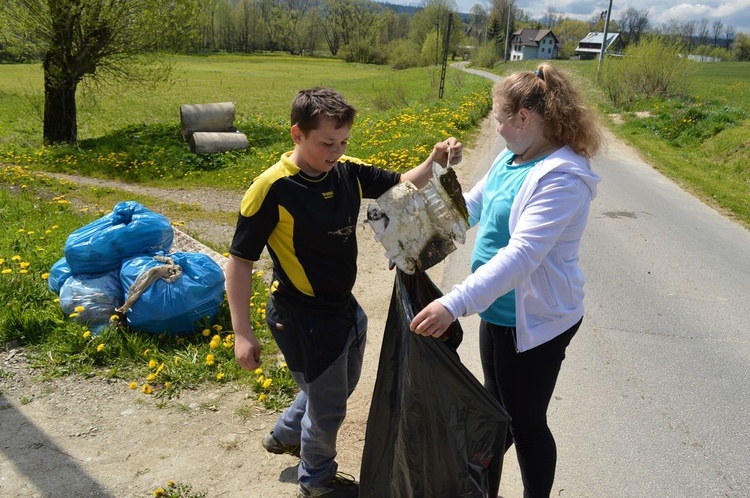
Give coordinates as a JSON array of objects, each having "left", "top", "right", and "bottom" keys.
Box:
[
  {"left": 143, "top": 349, "right": 151, "bottom": 356},
  {"left": 2, "top": 269, "right": 12, "bottom": 275},
  {"left": 216, "top": 372, "right": 225, "bottom": 380},
  {"left": 83, "top": 331, "right": 91, "bottom": 338},
  {"left": 54, "top": 298, "right": 60, "bottom": 303},
  {"left": 173, "top": 356, "right": 180, "bottom": 366},
  {"left": 147, "top": 373, "right": 157, "bottom": 381},
  {"left": 205, "top": 354, "right": 215, "bottom": 366},
  {"left": 263, "top": 378, "right": 273, "bottom": 389},
  {"left": 74, "top": 305, "right": 85, "bottom": 313},
  {"left": 69, "top": 312, "right": 79, "bottom": 318},
  {"left": 167, "top": 480, "right": 175, "bottom": 487},
  {"left": 281, "top": 362, "right": 288, "bottom": 369},
  {"left": 11, "top": 255, "right": 21, "bottom": 261},
  {"left": 142, "top": 384, "right": 153, "bottom": 394},
  {"left": 41, "top": 273, "right": 50, "bottom": 279},
  {"left": 96, "top": 343, "right": 105, "bottom": 352},
  {"left": 213, "top": 324, "right": 223, "bottom": 331},
  {"left": 254, "top": 368, "right": 263, "bottom": 375},
  {"left": 110, "top": 314, "right": 119, "bottom": 321},
  {"left": 202, "top": 328, "right": 211, "bottom": 337},
  {"left": 19, "top": 261, "right": 31, "bottom": 269},
  {"left": 164, "top": 382, "right": 171, "bottom": 388},
  {"left": 257, "top": 375, "right": 265, "bottom": 383},
  {"left": 129, "top": 381, "right": 138, "bottom": 389},
  {"left": 156, "top": 363, "right": 165, "bottom": 374},
  {"left": 258, "top": 393, "right": 266, "bottom": 402},
  {"left": 149, "top": 359, "right": 157, "bottom": 369},
  {"left": 0, "top": 258, "right": 4, "bottom": 264},
  {"left": 153, "top": 487, "right": 166, "bottom": 497},
  {"left": 19, "top": 269, "right": 28, "bottom": 274}
]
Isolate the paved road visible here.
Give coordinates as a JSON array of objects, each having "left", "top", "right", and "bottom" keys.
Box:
[{"left": 442, "top": 64, "right": 750, "bottom": 497}]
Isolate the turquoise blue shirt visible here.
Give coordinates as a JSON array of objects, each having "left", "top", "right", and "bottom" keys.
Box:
[{"left": 471, "top": 150, "right": 547, "bottom": 326}]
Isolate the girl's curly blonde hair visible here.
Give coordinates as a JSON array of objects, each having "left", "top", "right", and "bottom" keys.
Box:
[{"left": 493, "top": 63, "right": 602, "bottom": 158}]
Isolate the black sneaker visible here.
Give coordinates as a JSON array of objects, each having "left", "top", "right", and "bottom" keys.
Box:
[
  {"left": 297, "top": 472, "right": 359, "bottom": 498},
  {"left": 261, "top": 431, "right": 300, "bottom": 458}
]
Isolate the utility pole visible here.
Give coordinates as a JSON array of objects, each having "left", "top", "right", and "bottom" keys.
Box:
[
  {"left": 504, "top": 1, "right": 514, "bottom": 63},
  {"left": 439, "top": 13, "right": 453, "bottom": 99},
  {"left": 596, "top": 0, "right": 614, "bottom": 81}
]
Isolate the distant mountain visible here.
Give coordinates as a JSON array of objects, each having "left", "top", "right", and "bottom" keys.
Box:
[
  {"left": 378, "top": 1, "right": 470, "bottom": 22},
  {"left": 379, "top": 1, "right": 422, "bottom": 15}
]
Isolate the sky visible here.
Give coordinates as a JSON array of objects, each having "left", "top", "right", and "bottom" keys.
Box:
[{"left": 391, "top": 0, "right": 750, "bottom": 36}]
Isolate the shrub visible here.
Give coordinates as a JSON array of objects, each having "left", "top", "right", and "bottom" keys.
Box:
[
  {"left": 339, "top": 39, "right": 388, "bottom": 65},
  {"left": 386, "top": 39, "right": 421, "bottom": 69},
  {"left": 473, "top": 44, "right": 501, "bottom": 69},
  {"left": 599, "top": 36, "right": 695, "bottom": 107}
]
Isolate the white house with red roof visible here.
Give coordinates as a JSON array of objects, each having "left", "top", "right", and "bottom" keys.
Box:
[{"left": 509, "top": 28, "right": 560, "bottom": 61}]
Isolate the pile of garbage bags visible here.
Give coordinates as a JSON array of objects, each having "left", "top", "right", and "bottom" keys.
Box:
[{"left": 48, "top": 201, "right": 225, "bottom": 334}]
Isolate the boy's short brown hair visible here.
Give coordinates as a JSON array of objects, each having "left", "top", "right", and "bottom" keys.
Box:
[{"left": 291, "top": 88, "right": 357, "bottom": 135}]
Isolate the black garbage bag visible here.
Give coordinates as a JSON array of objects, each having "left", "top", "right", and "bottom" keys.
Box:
[{"left": 360, "top": 269, "right": 509, "bottom": 498}]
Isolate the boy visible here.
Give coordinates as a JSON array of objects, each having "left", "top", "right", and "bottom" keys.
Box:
[{"left": 226, "top": 87, "right": 461, "bottom": 498}]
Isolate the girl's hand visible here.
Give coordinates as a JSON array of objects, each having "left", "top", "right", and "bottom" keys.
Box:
[{"left": 410, "top": 300, "right": 454, "bottom": 338}]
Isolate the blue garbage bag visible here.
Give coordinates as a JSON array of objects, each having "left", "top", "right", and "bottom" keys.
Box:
[
  {"left": 64, "top": 201, "right": 173, "bottom": 275},
  {"left": 119, "top": 252, "right": 225, "bottom": 334},
  {"left": 48, "top": 257, "right": 73, "bottom": 295},
  {"left": 59, "top": 270, "right": 124, "bottom": 333}
]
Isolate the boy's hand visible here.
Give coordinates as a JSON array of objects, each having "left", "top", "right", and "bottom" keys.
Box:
[
  {"left": 235, "top": 329, "right": 262, "bottom": 371},
  {"left": 434, "top": 137, "right": 463, "bottom": 168}
]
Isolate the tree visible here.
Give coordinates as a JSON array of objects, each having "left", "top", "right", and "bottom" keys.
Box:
[
  {"left": 711, "top": 20, "right": 723, "bottom": 47},
  {"left": 618, "top": 7, "right": 648, "bottom": 45},
  {"left": 725, "top": 25, "right": 736, "bottom": 46},
  {"left": 697, "top": 18, "right": 709, "bottom": 46},
  {"left": 319, "top": 0, "right": 383, "bottom": 57},
  {"left": 732, "top": 32, "right": 750, "bottom": 61},
  {"left": 468, "top": 4, "right": 488, "bottom": 45},
  {"left": 541, "top": 6, "right": 560, "bottom": 29},
  {"left": 2, "top": 0, "right": 166, "bottom": 145},
  {"left": 554, "top": 18, "right": 590, "bottom": 58}
]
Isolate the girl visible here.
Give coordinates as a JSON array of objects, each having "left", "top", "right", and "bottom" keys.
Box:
[{"left": 410, "top": 63, "right": 602, "bottom": 498}]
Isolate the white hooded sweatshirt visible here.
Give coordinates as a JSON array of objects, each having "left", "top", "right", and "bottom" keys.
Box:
[{"left": 438, "top": 145, "right": 601, "bottom": 352}]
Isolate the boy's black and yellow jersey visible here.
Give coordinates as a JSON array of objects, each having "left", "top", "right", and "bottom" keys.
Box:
[{"left": 230, "top": 152, "right": 400, "bottom": 313}]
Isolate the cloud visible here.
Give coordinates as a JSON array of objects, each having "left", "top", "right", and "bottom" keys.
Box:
[{"left": 448, "top": 0, "right": 750, "bottom": 33}]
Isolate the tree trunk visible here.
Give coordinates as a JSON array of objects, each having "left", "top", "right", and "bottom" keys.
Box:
[{"left": 43, "top": 55, "right": 78, "bottom": 145}]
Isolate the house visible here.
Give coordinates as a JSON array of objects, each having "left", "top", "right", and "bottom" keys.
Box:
[
  {"left": 509, "top": 28, "right": 560, "bottom": 61},
  {"left": 574, "top": 32, "right": 624, "bottom": 60}
]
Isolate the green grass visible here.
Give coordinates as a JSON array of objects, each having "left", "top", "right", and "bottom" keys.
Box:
[
  {"left": 1, "top": 53, "right": 493, "bottom": 190},
  {"left": 490, "top": 59, "right": 750, "bottom": 227}
]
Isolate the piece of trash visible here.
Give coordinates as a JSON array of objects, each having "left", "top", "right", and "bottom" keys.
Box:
[{"left": 366, "top": 163, "right": 469, "bottom": 274}]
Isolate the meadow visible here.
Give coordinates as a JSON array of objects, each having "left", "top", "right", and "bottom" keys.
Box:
[
  {"left": 0, "top": 54, "right": 493, "bottom": 188},
  {"left": 0, "top": 54, "right": 493, "bottom": 402}
]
